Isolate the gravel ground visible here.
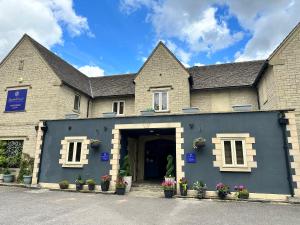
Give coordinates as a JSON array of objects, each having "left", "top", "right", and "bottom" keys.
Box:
[{"left": 0, "top": 186, "right": 300, "bottom": 225}]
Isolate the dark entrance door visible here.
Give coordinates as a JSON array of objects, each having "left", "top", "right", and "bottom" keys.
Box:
[{"left": 144, "top": 139, "right": 175, "bottom": 181}]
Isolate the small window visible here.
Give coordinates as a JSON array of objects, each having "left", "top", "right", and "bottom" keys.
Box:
[
  {"left": 112, "top": 101, "right": 125, "bottom": 115},
  {"left": 74, "top": 94, "right": 80, "bottom": 111},
  {"left": 153, "top": 91, "right": 168, "bottom": 112},
  {"left": 67, "top": 141, "right": 82, "bottom": 163},
  {"left": 222, "top": 139, "right": 246, "bottom": 167}
]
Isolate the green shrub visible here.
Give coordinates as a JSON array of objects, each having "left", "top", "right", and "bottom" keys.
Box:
[
  {"left": 86, "top": 179, "right": 96, "bottom": 185},
  {"left": 4, "top": 168, "right": 11, "bottom": 175},
  {"left": 165, "top": 155, "right": 174, "bottom": 177},
  {"left": 120, "top": 155, "right": 131, "bottom": 177},
  {"left": 17, "top": 153, "right": 34, "bottom": 182},
  {"left": 238, "top": 189, "right": 249, "bottom": 199},
  {"left": 59, "top": 180, "right": 69, "bottom": 189}
]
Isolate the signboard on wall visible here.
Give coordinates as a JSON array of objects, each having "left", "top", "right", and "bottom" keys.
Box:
[
  {"left": 186, "top": 153, "right": 196, "bottom": 163},
  {"left": 5, "top": 89, "right": 28, "bottom": 112},
  {"left": 101, "top": 152, "right": 110, "bottom": 161}
]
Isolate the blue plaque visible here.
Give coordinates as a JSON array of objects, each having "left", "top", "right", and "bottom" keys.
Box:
[
  {"left": 186, "top": 153, "right": 196, "bottom": 163},
  {"left": 5, "top": 89, "right": 27, "bottom": 112},
  {"left": 101, "top": 152, "right": 110, "bottom": 161}
]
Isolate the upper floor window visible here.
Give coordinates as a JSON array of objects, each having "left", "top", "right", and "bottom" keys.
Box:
[
  {"left": 5, "top": 89, "right": 28, "bottom": 112},
  {"left": 74, "top": 94, "right": 80, "bottom": 112},
  {"left": 153, "top": 91, "right": 168, "bottom": 112},
  {"left": 112, "top": 101, "right": 125, "bottom": 115},
  {"left": 222, "top": 139, "right": 246, "bottom": 167}
]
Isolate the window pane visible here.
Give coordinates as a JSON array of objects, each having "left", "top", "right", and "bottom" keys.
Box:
[
  {"left": 235, "top": 141, "right": 244, "bottom": 165},
  {"left": 75, "top": 142, "right": 82, "bottom": 162},
  {"left": 113, "top": 102, "right": 118, "bottom": 113},
  {"left": 224, "top": 141, "right": 232, "bottom": 165},
  {"left": 154, "top": 93, "right": 159, "bottom": 110},
  {"left": 74, "top": 95, "right": 80, "bottom": 111},
  {"left": 68, "top": 142, "right": 74, "bottom": 162},
  {"left": 119, "top": 102, "right": 124, "bottom": 114},
  {"left": 161, "top": 92, "right": 167, "bottom": 110}
]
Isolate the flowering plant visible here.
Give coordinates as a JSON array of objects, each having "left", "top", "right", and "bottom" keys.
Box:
[
  {"left": 162, "top": 180, "right": 176, "bottom": 190},
  {"left": 234, "top": 184, "right": 249, "bottom": 199},
  {"left": 216, "top": 182, "right": 230, "bottom": 199},
  {"left": 115, "top": 176, "right": 127, "bottom": 188},
  {"left": 179, "top": 177, "right": 188, "bottom": 191},
  {"left": 101, "top": 175, "right": 111, "bottom": 182}
]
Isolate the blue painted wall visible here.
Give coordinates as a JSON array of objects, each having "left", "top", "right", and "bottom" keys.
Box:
[{"left": 39, "top": 111, "right": 290, "bottom": 194}]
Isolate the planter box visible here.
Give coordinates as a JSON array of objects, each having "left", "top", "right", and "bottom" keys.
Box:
[
  {"left": 140, "top": 110, "right": 155, "bottom": 116},
  {"left": 102, "top": 112, "right": 117, "bottom": 117},
  {"left": 182, "top": 107, "right": 200, "bottom": 114}
]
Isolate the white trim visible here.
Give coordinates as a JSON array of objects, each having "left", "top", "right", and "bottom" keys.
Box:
[
  {"left": 152, "top": 91, "right": 169, "bottom": 112},
  {"left": 112, "top": 101, "right": 125, "bottom": 115},
  {"left": 73, "top": 94, "right": 81, "bottom": 112},
  {"left": 221, "top": 139, "right": 247, "bottom": 168},
  {"left": 66, "top": 141, "right": 83, "bottom": 164}
]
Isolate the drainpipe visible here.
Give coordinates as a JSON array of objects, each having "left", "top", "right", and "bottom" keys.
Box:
[
  {"left": 279, "top": 111, "right": 294, "bottom": 197},
  {"left": 37, "top": 121, "right": 48, "bottom": 184},
  {"left": 87, "top": 98, "right": 91, "bottom": 118}
]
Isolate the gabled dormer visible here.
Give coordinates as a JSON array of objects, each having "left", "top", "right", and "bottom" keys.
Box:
[{"left": 134, "top": 42, "right": 191, "bottom": 114}]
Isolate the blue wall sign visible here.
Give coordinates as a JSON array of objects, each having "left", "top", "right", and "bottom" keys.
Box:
[
  {"left": 5, "top": 89, "right": 28, "bottom": 112},
  {"left": 101, "top": 152, "right": 110, "bottom": 161},
  {"left": 186, "top": 153, "right": 196, "bottom": 163}
]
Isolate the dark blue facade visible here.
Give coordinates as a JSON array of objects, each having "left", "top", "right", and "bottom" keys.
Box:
[{"left": 39, "top": 111, "right": 291, "bottom": 194}]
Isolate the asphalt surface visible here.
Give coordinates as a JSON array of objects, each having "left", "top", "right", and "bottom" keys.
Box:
[{"left": 0, "top": 186, "right": 300, "bottom": 225}]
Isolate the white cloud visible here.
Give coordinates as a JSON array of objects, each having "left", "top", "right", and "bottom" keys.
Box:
[
  {"left": 163, "top": 40, "right": 191, "bottom": 65},
  {"left": 120, "top": 0, "right": 300, "bottom": 62},
  {"left": 78, "top": 65, "right": 105, "bottom": 77},
  {"left": 0, "top": 0, "right": 91, "bottom": 60},
  {"left": 194, "top": 62, "right": 204, "bottom": 66}
]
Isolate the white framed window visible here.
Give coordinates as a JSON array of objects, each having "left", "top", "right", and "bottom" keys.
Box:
[
  {"left": 66, "top": 141, "right": 83, "bottom": 164},
  {"left": 221, "top": 139, "right": 246, "bottom": 167},
  {"left": 153, "top": 91, "right": 168, "bottom": 112},
  {"left": 112, "top": 101, "right": 125, "bottom": 115},
  {"left": 74, "top": 94, "right": 81, "bottom": 112}
]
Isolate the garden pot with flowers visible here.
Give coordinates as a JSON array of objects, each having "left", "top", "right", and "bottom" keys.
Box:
[
  {"left": 100, "top": 175, "right": 111, "bottom": 191},
  {"left": 193, "top": 181, "right": 207, "bottom": 199},
  {"left": 216, "top": 182, "right": 230, "bottom": 199},
  {"left": 162, "top": 180, "right": 176, "bottom": 198},
  {"left": 179, "top": 178, "right": 188, "bottom": 196},
  {"left": 86, "top": 179, "right": 96, "bottom": 191},
  {"left": 193, "top": 137, "right": 206, "bottom": 150},
  {"left": 115, "top": 176, "right": 127, "bottom": 195},
  {"left": 75, "top": 175, "right": 85, "bottom": 191},
  {"left": 120, "top": 155, "right": 132, "bottom": 192},
  {"left": 234, "top": 185, "right": 249, "bottom": 199}
]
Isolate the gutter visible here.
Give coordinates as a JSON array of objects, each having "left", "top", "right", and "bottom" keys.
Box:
[{"left": 278, "top": 111, "right": 294, "bottom": 197}]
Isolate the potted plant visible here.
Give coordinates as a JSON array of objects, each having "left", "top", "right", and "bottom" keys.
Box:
[
  {"left": 23, "top": 168, "right": 32, "bottom": 185},
  {"left": 216, "top": 183, "right": 230, "bottom": 199},
  {"left": 193, "top": 137, "right": 206, "bottom": 150},
  {"left": 75, "top": 175, "right": 85, "bottom": 191},
  {"left": 140, "top": 108, "right": 155, "bottom": 116},
  {"left": 90, "top": 139, "right": 101, "bottom": 149},
  {"left": 0, "top": 141, "right": 7, "bottom": 183},
  {"left": 193, "top": 181, "right": 207, "bottom": 199},
  {"left": 165, "top": 155, "right": 175, "bottom": 182},
  {"left": 234, "top": 185, "right": 249, "bottom": 199},
  {"left": 100, "top": 175, "right": 111, "bottom": 191},
  {"left": 162, "top": 180, "right": 176, "bottom": 198},
  {"left": 86, "top": 179, "right": 96, "bottom": 191},
  {"left": 179, "top": 178, "right": 188, "bottom": 196},
  {"left": 120, "top": 155, "right": 132, "bottom": 192},
  {"left": 115, "top": 176, "right": 127, "bottom": 195},
  {"left": 59, "top": 180, "right": 69, "bottom": 189},
  {"left": 17, "top": 153, "right": 34, "bottom": 184},
  {"left": 3, "top": 168, "right": 14, "bottom": 183},
  {"left": 0, "top": 168, "right": 3, "bottom": 183}
]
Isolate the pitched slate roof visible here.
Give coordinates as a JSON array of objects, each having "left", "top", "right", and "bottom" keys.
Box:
[
  {"left": 26, "top": 35, "right": 92, "bottom": 96},
  {"left": 188, "top": 60, "right": 266, "bottom": 90},
  {"left": 24, "top": 34, "right": 266, "bottom": 97}
]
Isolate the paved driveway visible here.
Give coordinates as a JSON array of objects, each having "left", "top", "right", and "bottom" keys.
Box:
[{"left": 0, "top": 186, "right": 300, "bottom": 225}]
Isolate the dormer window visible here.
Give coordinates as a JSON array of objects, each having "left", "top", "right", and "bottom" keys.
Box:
[{"left": 153, "top": 91, "right": 168, "bottom": 112}]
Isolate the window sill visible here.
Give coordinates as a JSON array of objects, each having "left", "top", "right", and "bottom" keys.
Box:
[
  {"left": 220, "top": 167, "right": 251, "bottom": 172},
  {"left": 3, "top": 110, "right": 26, "bottom": 113},
  {"left": 154, "top": 110, "right": 170, "bottom": 113},
  {"left": 62, "top": 164, "right": 84, "bottom": 168},
  {"left": 72, "top": 109, "right": 80, "bottom": 114}
]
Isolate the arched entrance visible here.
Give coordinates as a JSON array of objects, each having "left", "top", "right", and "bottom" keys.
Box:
[{"left": 144, "top": 139, "right": 176, "bottom": 181}]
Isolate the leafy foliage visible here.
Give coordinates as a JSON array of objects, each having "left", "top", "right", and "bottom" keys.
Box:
[
  {"left": 86, "top": 179, "right": 96, "bottom": 186},
  {"left": 17, "top": 153, "right": 34, "bottom": 182},
  {"left": 0, "top": 140, "right": 23, "bottom": 168},
  {"left": 165, "top": 155, "right": 174, "bottom": 177},
  {"left": 120, "top": 154, "right": 131, "bottom": 176}
]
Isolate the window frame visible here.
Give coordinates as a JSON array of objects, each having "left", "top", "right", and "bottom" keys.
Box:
[
  {"left": 112, "top": 101, "right": 125, "bottom": 115},
  {"left": 73, "top": 94, "right": 81, "bottom": 112},
  {"left": 221, "top": 138, "right": 247, "bottom": 168},
  {"left": 152, "top": 91, "right": 169, "bottom": 112},
  {"left": 66, "top": 140, "right": 83, "bottom": 165}
]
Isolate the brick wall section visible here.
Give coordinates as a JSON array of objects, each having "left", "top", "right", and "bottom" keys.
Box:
[
  {"left": 259, "top": 27, "right": 300, "bottom": 145},
  {"left": 90, "top": 96, "right": 135, "bottom": 117},
  {"left": 134, "top": 44, "right": 190, "bottom": 114},
  {"left": 191, "top": 88, "right": 258, "bottom": 112},
  {"left": 0, "top": 37, "right": 87, "bottom": 156}
]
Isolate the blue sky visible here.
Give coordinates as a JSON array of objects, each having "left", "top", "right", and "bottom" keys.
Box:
[{"left": 0, "top": 0, "right": 299, "bottom": 77}]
